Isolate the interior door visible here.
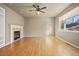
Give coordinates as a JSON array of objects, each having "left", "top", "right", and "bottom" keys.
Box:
[{"left": 0, "top": 7, "right": 5, "bottom": 48}]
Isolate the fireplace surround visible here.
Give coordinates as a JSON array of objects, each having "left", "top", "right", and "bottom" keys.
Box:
[{"left": 10, "top": 25, "right": 23, "bottom": 43}]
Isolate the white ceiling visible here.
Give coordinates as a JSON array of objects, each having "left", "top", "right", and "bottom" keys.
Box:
[{"left": 5, "top": 3, "right": 71, "bottom": 18}]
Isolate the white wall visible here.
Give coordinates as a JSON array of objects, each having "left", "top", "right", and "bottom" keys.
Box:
[
  {"left": 55, "top": 4, "right": 79, "bottom": 47},
  {"left": 24, "top": 17, "right": 55, "bottom": 37},
  {"left": 0, "top": 4, "right": 24, "bottom": 45}
]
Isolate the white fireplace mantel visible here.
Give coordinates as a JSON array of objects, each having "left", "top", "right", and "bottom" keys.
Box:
[{"left": 10, "top": 25, "right": 23, "bottom": 43}]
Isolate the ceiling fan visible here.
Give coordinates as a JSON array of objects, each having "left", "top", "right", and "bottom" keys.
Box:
[{"left": 29, "top": 4, "right": 47, "bottom": 15}]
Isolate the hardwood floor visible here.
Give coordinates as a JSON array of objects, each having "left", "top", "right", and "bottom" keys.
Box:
[{"left": 0, "top": 36, "right": 79, "bottom": 56}]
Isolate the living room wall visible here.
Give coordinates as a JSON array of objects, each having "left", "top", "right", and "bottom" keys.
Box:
[
  {"left": 0, "top": 4, "right": 24, "bottom": 45},
  {"left": 55, "top": 3, "right": 79, "bottom": 47},
  {"left": 24, "top": 17, "right": 55, "bottom": 37}
]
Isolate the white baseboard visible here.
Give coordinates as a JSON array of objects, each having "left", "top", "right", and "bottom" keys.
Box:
[
  {"left": 0, "top": 44, "right": 5, "bottom": 48},
  {"left": 0, "top": 37, "right": 24, "bottom": 48},
  {"left": 5, "top": 42, "right": 11, "bottom": 47},
  {"left": 0, "top": 42, "right": 11, "bottom": 48},
  {"left": 56, "top": 36, "right": 79, "bottom": 49}
]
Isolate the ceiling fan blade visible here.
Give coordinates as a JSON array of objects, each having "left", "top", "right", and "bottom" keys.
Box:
[
  {"left": 40, "top": 11, "right": 45, "bottom": 13},
  {"left": 33, "top": 4, "right": 40, "bottom": 9},
  {"left": 29, "top": 10, "right": 36, "bottom": 11},
  {"left": 37, "top": 5, "right": 39, "bottom": 8},
  {"left": 41, "top": 7, "right": 47, "bottom": 10},
  {"left": 33, "top": 4, "right": 37, "bottom": 8}
]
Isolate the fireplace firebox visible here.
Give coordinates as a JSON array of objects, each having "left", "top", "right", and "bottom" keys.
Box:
[{"left": 14, "top": 31, "right": 20, "bottom": 40}]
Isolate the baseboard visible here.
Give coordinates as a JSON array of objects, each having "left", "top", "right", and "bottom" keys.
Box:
[
  {"left": 0, "top": 42, "right": 11, "bottom": 48},
  {"left": 55, "top": 36, "right": 79, "bottom": 49},
  {"left": 5, "top": 42, "right": 11, "bottom": 47},
  {"left": 24, "top": 35, "right": 48, "bottom": 37},
  {"left": 0, "top": 41, "right": 11, "bottom": 48},
  {"left": 0, "top": 44, "right": 5, "bottom": 48},
  {"left": 0, "top": 37, "right": 24, "bottom": 48}
]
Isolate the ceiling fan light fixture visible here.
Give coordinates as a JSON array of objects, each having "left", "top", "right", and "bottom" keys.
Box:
[{"left": 36, "top": 11, "right": 40, "bottom": 15}]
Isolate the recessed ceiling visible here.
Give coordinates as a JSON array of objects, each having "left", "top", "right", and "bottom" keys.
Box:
[{"left": 5, "top": 3, "right": 71, "bottom": 18}]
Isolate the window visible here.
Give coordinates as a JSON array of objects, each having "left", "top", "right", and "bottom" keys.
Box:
[{"left": 60, "top": 15, "right": 79, "bottom": 32}]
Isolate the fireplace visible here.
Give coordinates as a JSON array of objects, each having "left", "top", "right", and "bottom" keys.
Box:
[
  {"left": 11, "top": 25, "right": 23, "bottom": 43},
  {"left": 14, "top": 31, "right": 20, "bottom": 40}
]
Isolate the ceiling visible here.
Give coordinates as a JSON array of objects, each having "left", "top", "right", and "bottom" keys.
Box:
[{"left": 5, "top": 3, "right": 71, "bottom": 18}]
